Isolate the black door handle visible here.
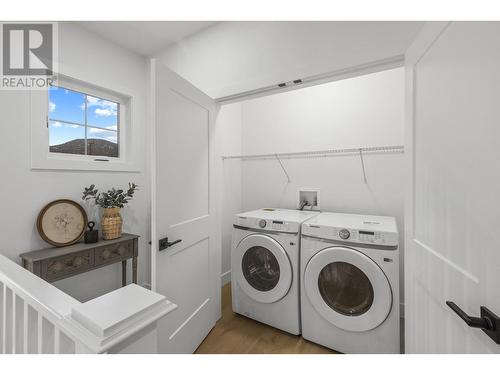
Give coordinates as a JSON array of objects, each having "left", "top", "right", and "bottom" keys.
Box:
[
  {"left": 446, "top": 301, "right": 500, "bottom": 344},
  {"left": 159, "top": 237, "right": 182, "bottom": 251}
]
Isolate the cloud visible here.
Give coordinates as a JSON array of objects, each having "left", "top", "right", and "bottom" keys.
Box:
[
  {"left": 106, "top": 125, "right": 117, "bottom": 131},
  {"left": 85, "top": 95, "right": 118, "bottom": 118},
  {"left": 95, "top": 108, "right": 115, "bottom": 117},
  {"left": 51, "top": 122, "right": 80, "bottom": 129},
  {"left": 88, "top": 127, "right": 106, "bottom": 134},
  {"left": 49, "top": 101, "right": 56, "bottom": 112}
]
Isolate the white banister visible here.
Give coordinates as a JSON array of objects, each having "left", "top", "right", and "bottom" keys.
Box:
[{"left": 0, "top": 255, "right": 176, "bottom": 354}]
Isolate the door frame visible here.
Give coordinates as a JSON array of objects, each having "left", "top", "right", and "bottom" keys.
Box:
[
  {"left": 403, "top": 21, "right": 451, "bottom": 353},
  {"left": 149, "top": 58, "right": 222, "bottom": 322}
]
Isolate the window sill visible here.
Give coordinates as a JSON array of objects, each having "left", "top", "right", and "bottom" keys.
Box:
[{"left": 31, "top": 155, "right": 141, "bottom": 173}]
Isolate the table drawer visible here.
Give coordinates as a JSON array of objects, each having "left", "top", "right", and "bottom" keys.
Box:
[
  {"left": 42, "top": 250, "right": 94, "bottom": 282},
  {"left": 95, "top": 242, "right": 133, "bottom": 266}
]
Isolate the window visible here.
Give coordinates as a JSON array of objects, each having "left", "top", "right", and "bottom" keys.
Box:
[
  {"left": 31, "top": 74, "right": 138, "bottom": 172},
  {"left": 48, "top": 85, "right": 120, "bottom": 158}
]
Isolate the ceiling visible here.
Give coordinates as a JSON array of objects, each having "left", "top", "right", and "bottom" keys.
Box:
[{"left": 77, "top": 21, "right": 218, "bottom": 56}]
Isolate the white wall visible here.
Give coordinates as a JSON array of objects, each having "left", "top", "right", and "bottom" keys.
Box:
[
  {"left": 222, "top": 68, "right": 405, "bottom": 300},
  {"left": 0, "top": 22, "right": 150, "bottom": 302},
  {"left": 215, "top": 104, "right": 242, "bottom": 284},
  {"left": 156, "top": 21, "right": 423, "bottom": 98}
]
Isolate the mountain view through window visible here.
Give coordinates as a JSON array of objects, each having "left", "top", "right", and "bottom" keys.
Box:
[{"left": 48, "top": 85, "right": 119, "bottom": 158}]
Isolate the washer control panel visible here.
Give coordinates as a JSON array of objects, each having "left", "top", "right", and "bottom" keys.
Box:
[
  {"left": 235, "top": 216, "right": 298, "bottom": 233},
  {"left": 332, "top": 227, "right": 386, "bottom": 244}
]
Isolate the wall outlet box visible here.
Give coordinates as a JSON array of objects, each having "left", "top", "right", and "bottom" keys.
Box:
[{"left": 297, "top": 188, "right": 320, "bottom": 210}]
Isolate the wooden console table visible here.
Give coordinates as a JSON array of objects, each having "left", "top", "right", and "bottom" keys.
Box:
[{"left": 20, "top": 233, "right": 139, "bottom": 287}]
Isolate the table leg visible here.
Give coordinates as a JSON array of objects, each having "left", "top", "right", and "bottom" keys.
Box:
[
  {"left": 132, "top": 256, "right": 138, "bottom": 284},
  {"left": 122, "top": 260, "right": 127, "bottom": 287}
]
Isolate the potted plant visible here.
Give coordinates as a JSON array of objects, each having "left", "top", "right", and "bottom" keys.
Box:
[{"left": 82, "top": 183, "right": 138, "bottom": 240}]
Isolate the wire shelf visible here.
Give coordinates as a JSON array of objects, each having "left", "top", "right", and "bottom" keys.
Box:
[{"left": 222, "top": 145, "right": 404, "bottom": 161}]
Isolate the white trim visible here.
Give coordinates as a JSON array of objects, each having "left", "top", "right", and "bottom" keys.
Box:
[
  {"left": 215, "top": 55, "right": 405, "bottom": 105},
  {"left": 405, "top": 22, "right": 451, "bottom": 66},
  {"left": 220, "top": 270, "right": 231, "bottom": 286},
  {"left": 403, "top": 21, "right": 450, "bottom": 354},
  {"left": 150, "top": 58, "right": 158, "bottom": 292}
]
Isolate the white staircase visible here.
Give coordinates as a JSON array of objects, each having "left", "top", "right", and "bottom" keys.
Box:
[{"left": 0, "top": 255, "right": 176, "bottom": 354}]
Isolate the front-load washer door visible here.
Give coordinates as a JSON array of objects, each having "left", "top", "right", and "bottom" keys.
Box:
[
  {"left": 304, "top": 246, "right": 392, "bottom": 332},
  {"left": 234, "top": 233, "right": 293, "bottom": 304}
]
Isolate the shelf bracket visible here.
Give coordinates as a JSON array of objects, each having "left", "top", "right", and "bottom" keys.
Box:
[
  {"left": 275, "top": 154, "right": 291, "bottom": 183},
  {"left": 359, "top": 148, "right": 368, "bottom": 184}
]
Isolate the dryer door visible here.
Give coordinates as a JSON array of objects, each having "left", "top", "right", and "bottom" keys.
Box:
[
  {"left": 234, "top": 233, "right": 293, "bottom": 304},
  {"left": 304, "top": 246, "right": 392, "bottom": 332}
]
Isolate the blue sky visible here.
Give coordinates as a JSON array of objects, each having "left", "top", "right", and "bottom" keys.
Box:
[{"left": 48, "top": 86, "right": 118, "bottom": 146}]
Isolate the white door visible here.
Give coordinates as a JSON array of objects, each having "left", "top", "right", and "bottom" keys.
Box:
[
  {"left": 303, "top": 247, "right": 392, "bottom": 332},
  {"left": 405, "top": 22, "right": 500, "bottom": 353},
  {"left": 151, "top": 59, "right": 220, "bottom": 353},
  {"left": 233, "top": 233, "right": 293, "bottom": 303}
]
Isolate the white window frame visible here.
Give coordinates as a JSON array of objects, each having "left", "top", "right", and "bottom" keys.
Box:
[{"left": 30, "top": 74, "right": 140, "bottom": 172}]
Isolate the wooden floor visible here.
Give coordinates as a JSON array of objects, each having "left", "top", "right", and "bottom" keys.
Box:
[{"left": 195, "top": 283, "right": 336, "bottom": 354}]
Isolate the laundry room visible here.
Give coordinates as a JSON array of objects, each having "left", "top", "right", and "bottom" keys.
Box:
[
  {"left": 206, "top": 65, "right": 406, "bottom": 353},
  {"left": 3, "top": 12, "right": 500, "bottom": 363},
  {"left": 218, "top": 66, "right": 405, "bottom": 287}
]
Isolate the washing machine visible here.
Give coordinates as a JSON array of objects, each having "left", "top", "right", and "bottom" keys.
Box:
[
  {"left": 300, "top": 212, "right": 400, "bottom": 353},
  {"left": 231, "top": 208, "right": 319, "bottom": 335}
]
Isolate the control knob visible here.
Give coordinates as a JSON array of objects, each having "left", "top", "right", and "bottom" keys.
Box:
[
  {"left": 259, "top": 219, "right": 267, "bottom": 228},
  {"left": 339, "top": 228, "right": 350, "bottom": 240}
]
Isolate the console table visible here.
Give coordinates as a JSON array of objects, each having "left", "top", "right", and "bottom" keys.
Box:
[{"left": 20, "top": 233, "right": 139, "bottom": 287}]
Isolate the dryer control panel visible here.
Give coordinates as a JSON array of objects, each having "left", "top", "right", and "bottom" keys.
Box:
[{"left": 303, "top": 220, "right": 398, "bottom": 248}]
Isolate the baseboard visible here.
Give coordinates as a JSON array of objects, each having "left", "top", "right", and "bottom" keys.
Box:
[
  {"left": 220, "top": 270, "right": 231, "bottom": 286},
  {"left": 141, "top": 283, "right": 152, "bottom": 290}
]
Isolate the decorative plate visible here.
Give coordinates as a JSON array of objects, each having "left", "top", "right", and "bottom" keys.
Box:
[{"left": 36, "top": 199, "right": 88, "bottom": 247}]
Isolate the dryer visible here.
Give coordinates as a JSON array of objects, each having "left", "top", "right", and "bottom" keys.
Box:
[
  {"left": 300, "top": 212, "right": 400, "bottom": 353},
  {"left": 231, "top": 208, "right": 319, "bottom": 335}
]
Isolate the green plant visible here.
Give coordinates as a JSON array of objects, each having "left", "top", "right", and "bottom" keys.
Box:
[{"left": 82, "top": 183, "right": 138, "bottom": 208}]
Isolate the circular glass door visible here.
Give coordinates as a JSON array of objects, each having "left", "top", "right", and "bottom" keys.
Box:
[
  {"left": 304, "top": 246, "right": 392, "bottom": 332},
  {"left": 318, "top": 262, "right": 374, "bottom": 316},
  {"left": 242, "top": 246, "right": 280, "bottom": 291},
  {"left": 233, "top": 233, "right": 292, "bottom": 303}
]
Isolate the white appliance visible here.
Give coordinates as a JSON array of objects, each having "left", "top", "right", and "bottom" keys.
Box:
[
  {"left": 231, "top": 208, "right": 319, "bottom": 335},
  {"left": 300, "top": 212, "right": 400, "bottom": 353}
]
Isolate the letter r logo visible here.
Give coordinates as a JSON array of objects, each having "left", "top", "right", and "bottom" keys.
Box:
[{"left": 2, "top": 24, "right": 53, "bottom": 76}]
